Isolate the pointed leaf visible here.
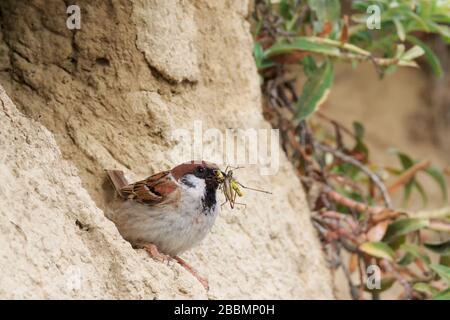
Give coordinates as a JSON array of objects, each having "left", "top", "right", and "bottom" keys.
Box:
[
  {"left": 398, "top": 252, "right": 416, "bottom": 266},
  {"left": 440, "top": 255, "right": 450, "bottom": 267},
  {"left": 390, "top": 234, "right": 406, "bottom": 250},
  {"left": 400, "top": 243, "right": 431, "bottom": 265},
  {"left": 413, "top": 179, "right": 428, "bottom": 206},
  {"left": 353, "top": 121, "right": 365, "bottom": 140},
  {"left": 395, "top": 151, "right": 414, "bottom": 169},
  {"left": 427, "top": 21, "right": 450, "bottom": 43},
  {"left": 295, "top": 60, "right": 334, "bottom": 120},
  {"left": 389, "top": 150, "right": 419, "bottom": 204},
  {"left": 406, "top": 35, "right": 443, "bottom": 78},
  {"left": 301, "top": 56, "right": 318, "bottom": 77},
  {"left": 424, "top": 166, "right": 448, "bottom": 202},
  {"left": 279, "top": 0, "right": 293, "bottom": 20},
  {"left": 433, "top": 288, "right": 450, "bottom": 300},
  {"left": 430, "top": 264, "right": 450, "bottom": 284},
  {"left": 360, "top": 241, "right": 395, "bottom": 261},
  {"left": 403, "top": 178, "right": 415, "bottom": 205},
  {"left": 413, "top": 282, "right": 438, "bottom": 296},
  {"left": 405, "top": 11, "right": 430, "bottom": 31},
  {"left": 253, "top": 43, "right": 274, "bottom": 70},
  {"left": 364, "top": 276, "right": 396, "bottom": 293},
  {"left": 351, "top": 1, "right": 369, "bottom": 11},
  {"left": 383, "top": 218, "right": 429, "bottom": 243},
  {"left": 425, "top": 240, "right": 450, "bottom": 256}
]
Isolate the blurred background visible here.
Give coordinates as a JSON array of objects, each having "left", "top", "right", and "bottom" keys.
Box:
[{"left": 252, "top": 0, "right": 450, "bottom": 299}]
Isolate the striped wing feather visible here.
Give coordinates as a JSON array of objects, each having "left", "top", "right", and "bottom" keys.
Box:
[{"left": 120, "top": 171, "right": 178, "bottom": 205}]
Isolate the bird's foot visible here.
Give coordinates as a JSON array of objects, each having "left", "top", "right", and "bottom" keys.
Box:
[
  {"left": 174, "top": 256, "right": 209, "bottom": 291},
  {"left": 139, "top": 244, "right": 208, "bottom": 290},
  {"left": 141, "top": 243, "right": 171, "bottom": 263}
]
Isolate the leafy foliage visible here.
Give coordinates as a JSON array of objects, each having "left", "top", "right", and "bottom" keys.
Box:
[
  {"left": 253, "top": 0, "right": 450, "bottom": 300},
  {"left": 295, "top": 59, "right": 333, "bottom": 120}
]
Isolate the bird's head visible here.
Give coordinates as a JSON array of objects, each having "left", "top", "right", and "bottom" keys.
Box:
[{"left": 171, "top": 161, "right": 221, "bottom": 191}]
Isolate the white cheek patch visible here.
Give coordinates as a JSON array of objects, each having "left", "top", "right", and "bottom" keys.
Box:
[{"left": 179, "top": 174, "right": 206, "bottom": 198}]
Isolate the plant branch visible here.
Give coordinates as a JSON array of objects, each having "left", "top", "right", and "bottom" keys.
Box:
[
  {"left": 316, "top": 143, "right": 393, "bottom": 209},
  {"left": 407, "top": 207, "right": 450, "bottom": 219},
  {"left": 380, "top": 259, "right": 414, "bottom": 300},
  {"left": 324, "top": 186, "right": 384, "bottom": 215},
  {"left": 307, "top": 36, "right": 419, "bottom": 67},
  {"left": 387, "top": 160, "right": 431, "bottom": 194}
]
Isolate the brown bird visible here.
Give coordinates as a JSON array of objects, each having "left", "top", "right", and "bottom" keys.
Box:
[{"left": 106, "top": 161, "right": 222, "bottom": 290}]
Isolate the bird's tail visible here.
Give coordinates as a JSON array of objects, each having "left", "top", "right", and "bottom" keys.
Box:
[{"left": 105, "top": 170, "right": 129, "bottom": 198}]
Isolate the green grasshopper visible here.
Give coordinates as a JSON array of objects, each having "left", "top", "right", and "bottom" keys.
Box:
[{"left": 215, "top": 166, "right": 272, "bottom": 209}]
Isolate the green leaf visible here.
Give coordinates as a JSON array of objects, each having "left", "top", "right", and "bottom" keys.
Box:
[
  {"left": 405, "top": 11, "right": 430, "bottom": 32},
  {"left": 351, "top": 1, "right": 369, "bottom": 11},
  {"left": 253, "top": 43, "right": 274, "bottom": 70},
  {"left": 424, "top": 166, "right": 448, "bottom": 202},
  {"left": 352, "top": 122, "right": 367, "bottom": 151},
  {"left": 264, "top": 37, "right": 340, "bottom": 58},
  {"left": 430, "top": 264, "right": 450, "bottom": 284},
  {"left": 364, "top": 277, "right": 396, "bottom": 293},
  {"left": 425, "top": 240, "right": 450, "bottom": 256},
  {"left": 295, "top": 59, "right": 334, "bottom": 120},
  {"left": 431, "top": 14, "right": 450, "bottom": 25},
  {"left": 253, "top": 42, "right": 264, "bottom": 65},
  {"left": 413, "top": 179, "right": 428, "bottom": 206},
  {"left": 353, "top": 121, "right": 365, "bottom": 140},
  {"left": 279, "top": 0, "right": 293, "bottom": 20},
  {"left": 403, "top": 179, "right": 415, "bottom": 205},
  {"left": 400, "top": 243, "right": 431, "bottom": 265},
  {"left": 390, "top": 150, "right": 442, "bottom": 205},
  {"left": 433, "top": 288, "right": 450, "bottom": 300},
  {"left": 427, "top": 21, "right": 450, "bottom": 43},
  {"left": 383, "top": 218, "right": 429, "bottom": 243},
  {"left": 390, "top": 234, "right": 406, "bottom": 250},
  {"left": 391, "top": 150, "right": 414, "bottom": 169},
  {"left": 300, "top": 56, "right": 318, "bottom": 77},
  {"left": 360, "top": 241, "right": 395, "bottom": 261},
  {"left": 413, "top": 282, "right": 438, "bottom": 296},
  {"left": 406, "top": 35, "right": 443, "bottom": 77},
  {"left": 308, "top": 0, "right": 341, "bottom": 26},
  {"left": 439, "top": 255, "right": 450, "bottom": 267},
  {"left": 440, "top": 255, "right": 450, "bottom": 267},
  {"left": 417, "top": 0, "right": 433, "bottom": 18},
  {"left": 398, "top": 252, "right": 416, "bottom": 266},
  {"left": 353, "top": 121, "right": 369, "bottom": 158},
  {"left": 392, "top": 161, "right": 415, "bottom": 205}
]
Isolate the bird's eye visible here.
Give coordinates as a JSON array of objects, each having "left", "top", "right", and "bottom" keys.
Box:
[{"left": 196, "top": 166, "right": 205, "bottom": 173}]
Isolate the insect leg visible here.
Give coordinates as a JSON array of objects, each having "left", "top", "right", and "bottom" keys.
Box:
[{"left": 235, "top": 181, "right": 272, "bottom": 194}]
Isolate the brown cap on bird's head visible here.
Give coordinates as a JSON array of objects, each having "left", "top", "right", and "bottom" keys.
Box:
[{"left": 171, "top": 160, "right": 220, "bottom": 181}]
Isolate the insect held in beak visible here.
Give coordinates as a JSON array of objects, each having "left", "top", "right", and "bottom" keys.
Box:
[{"left": 214, "top": 166, "right": 272, "bottom": 209}]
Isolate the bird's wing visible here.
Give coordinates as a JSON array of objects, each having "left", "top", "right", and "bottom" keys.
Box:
[{"left": 119, "top": 170, "right": 179, "bottom": 205}]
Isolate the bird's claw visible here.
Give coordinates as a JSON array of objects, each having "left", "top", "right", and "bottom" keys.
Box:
[{"left": 142, "top": 243, "right": 171, "bottom": 263}]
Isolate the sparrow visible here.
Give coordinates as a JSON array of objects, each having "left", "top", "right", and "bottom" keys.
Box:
[{"left": 106, "top": 161, "right": 222, "bottom": 290}]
